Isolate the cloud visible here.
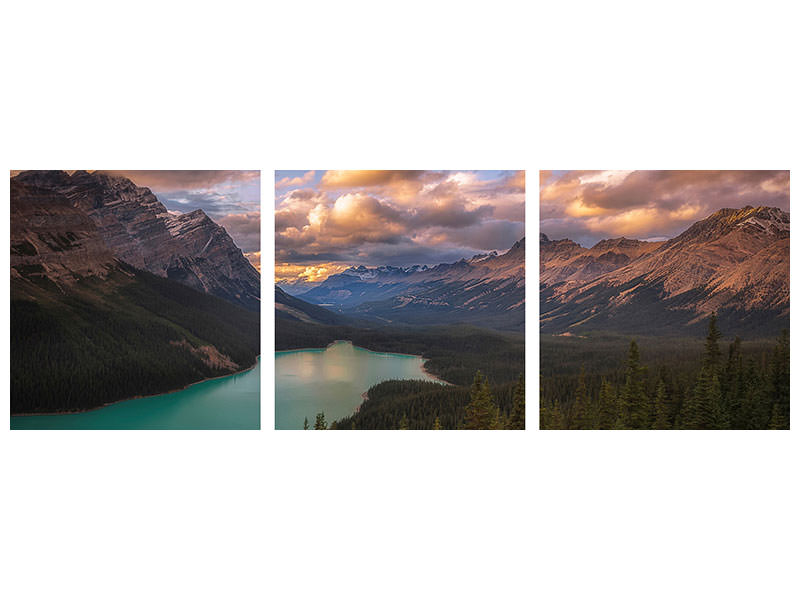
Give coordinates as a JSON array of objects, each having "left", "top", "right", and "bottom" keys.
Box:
[
  {"left": 103, "top": 170, "right": 260, "bottom": 192},
  {"left": 244, "top": 251, "right": 261, "bottom": 272},
  {"left": 275, "top": 170, "right": 525, "bottom": 270},
  {"left": 541, "top": 170, "right": 789, "bottom": 246},
  {"left": 276, "top": 171, "right": 315, "bottom": 188},
  {"left": 319, "top": 170, "right": 428, "bottom": 189},
  {"left": 217, "top": 212, "right": 260, "bottom": 253},
  {"left": 275, "top": 262, "right": 350, "bottom": 285}
]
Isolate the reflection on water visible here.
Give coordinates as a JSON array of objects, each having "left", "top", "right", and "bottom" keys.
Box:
[{"left": 275, "top": 341, "right": 437, "bottom": 430}]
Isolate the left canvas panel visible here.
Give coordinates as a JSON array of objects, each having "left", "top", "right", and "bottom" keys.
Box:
[{"left": 9, "top": 170, "right": 261, "bottom": 429}]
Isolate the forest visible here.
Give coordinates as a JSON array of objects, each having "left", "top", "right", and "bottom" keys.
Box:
[
  {"left": 319, "top": 372, "right": 524, "bottom": 430},
  {"left": 540, "top": 315, "right": 789, "bottom": 430},
  {"left": 277, "top": 317, "right": 526, "bottom": 429},
  {"left": 11, "top": 265, "right": 260, "bottom": 414}
]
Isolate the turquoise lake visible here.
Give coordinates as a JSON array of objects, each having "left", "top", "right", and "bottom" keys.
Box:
[
  {"left": 275, "top": 340, "right": 438, "bottom": 430},
  {"left": 10, "top": 357, "right": 260, "bottom": 430}
]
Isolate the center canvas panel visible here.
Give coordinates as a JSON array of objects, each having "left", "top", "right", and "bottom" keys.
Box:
[{"left": 275, "top": 170, "right": 526, "bottom": 430}]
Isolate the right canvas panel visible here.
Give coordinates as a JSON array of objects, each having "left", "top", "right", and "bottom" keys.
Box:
[{"left": 539, "top": 170, "right": 789, "bottom": 430}]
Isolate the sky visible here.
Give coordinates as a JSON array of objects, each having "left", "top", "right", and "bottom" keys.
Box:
[
  {"left": 540, "top": 170, "right": 790, "bottom": 248},
  {"left": 274, "top": 170, "right": 525, "bottom": 286},
  {"left": 105, "top": 170, "right": 261, "bottom": 270}
]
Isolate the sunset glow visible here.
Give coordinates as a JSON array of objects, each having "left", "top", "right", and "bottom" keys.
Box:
[
  {"left": 541, "top": 170, "right": 790, "bottom": 246},
  {"left": 276, "top": 170, "right": 525, "bottom": 287}
]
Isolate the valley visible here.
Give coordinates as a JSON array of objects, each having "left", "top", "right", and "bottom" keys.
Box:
[{"left": 275, "top": 238, "right": 526, "bottom": 429}]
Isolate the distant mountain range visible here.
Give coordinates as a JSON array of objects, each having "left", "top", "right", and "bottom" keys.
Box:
[
  {"left": 12, "top": 170, "right": 259, "bottom": 311},
  {"left": 10, "top": 171, "right": 260, "bottom": 414},
  {"left": 541, "top": 206, "right": 789, "bottom": 336},
  {"left": 281, "top": 238, "right": 525, "bottom": 332}
]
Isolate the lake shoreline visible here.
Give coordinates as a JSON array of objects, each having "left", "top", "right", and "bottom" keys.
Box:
[{"left": 11, "top": 355, "right": 261, "bottom": 418}]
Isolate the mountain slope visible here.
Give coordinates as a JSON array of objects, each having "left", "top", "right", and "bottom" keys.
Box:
[
  {"left": 10, "top": 172, "right": 260, "bottom": 414},
  {"left": 540, "top": 207, "right": 789, "bottom": 336},
  {"left": 275, "top": 285, "right": 356, "bottom": 326},
  {"left": 12, "top": 170, "right": 260, "bottom": 311},
  {"left": 299, "top": 238, "right": 525, "bottom": 332},
  {"left": 12, "top": 264, "right": 260, "bottom": 414}
]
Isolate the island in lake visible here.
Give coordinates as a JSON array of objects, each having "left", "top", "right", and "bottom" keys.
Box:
[
  {"left": 275, "top": 170, "right": 526, "bottom": 430},
  {"left": 10, "top": 170, "right": 261, "bottom": 429}
]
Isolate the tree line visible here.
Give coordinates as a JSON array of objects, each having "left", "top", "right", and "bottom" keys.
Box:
[
  {"left": 540, "top": 314, "right": 789, "bottom": 430},
  {"left": 303, "top": 371, "right": 525, "bottom": 430}
]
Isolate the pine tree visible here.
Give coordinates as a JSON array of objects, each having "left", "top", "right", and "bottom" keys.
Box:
[
  {"left": 622, "top": 340, "right": 648, "bottom": 428},
  {"left": 704, "top": 312, "right": 722, "bottom": 372},
  {"left": 598, "top": 379, "right": 617, "bottom": 429},
  {"left": 463, "top": 370, "right": 500, "bottom": 429},
  {"left": 509, "top": 374, "right": 525, "bottom": 429},
  {"left": 433, "top": 416, "right": 442, "bottom": 430},
  {"left": 690, "top": 367, "right": 714, "bottom": 429},
  {"left": 570, "top": 366, "right": 591, "bottom": 429},
  {"left": 725, "top": 337, "right": 745, "bottom": 427},
  {"left": 652, "top": 379, "right": 670, "bottom": 429},
  {"left": 303, "top": 416, "right": 309, "bottom": 430},
  {"left": 768, "top": 403, "right": 788, "bottom": 430},
  {"left": 314, "top": 412, "right": 327, "bottom": 430},
  {"left": 399, "top": 413, "right": 409, "bottom": 430},
  {"left": 549, "top": 401, "right": 565, "bottom": 430},
  {"left": 709, "top": 373, "right": 729, "bottom": 429}
]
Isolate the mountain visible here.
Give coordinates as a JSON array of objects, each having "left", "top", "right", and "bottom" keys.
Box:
[
  {"left": 10, "top": 172, "right": 260, "bottom": 414},
  {"left": 12, "top": 170, "right": 259, "bottom": 311},
  {"left": 275, "top": 286, "right": 356, "bottom": 326},
  {"left": 541, "top": 207, "right": 789, "bottom": 336},
  {"left": 298, "top": 238, "right": 525, "bottom": 331},
  {"left": 540, "top": 234, "right": 663, "bottom": 287}
]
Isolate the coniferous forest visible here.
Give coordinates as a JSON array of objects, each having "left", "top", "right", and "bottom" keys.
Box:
[
  {"left": 277, "top": 317, "right": 525, "bottom": 429},
  {"left": 11, "top": 265, "right": 260, "bottom": 414},
  {"left": 540, "top": 314, "right": 789, "bottom": 430}
]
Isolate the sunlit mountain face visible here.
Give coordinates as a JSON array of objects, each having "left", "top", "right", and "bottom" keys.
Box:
[{"left": 540, "top": 171, "right": 790, "bottom": 336}]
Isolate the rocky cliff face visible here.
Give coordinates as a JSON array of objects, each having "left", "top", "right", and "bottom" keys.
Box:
[
  {"left": 11, "top": 179, "right": 117, "bottom": 284},
  {"left": 11, "top": 170, "right": 259, "bottom": 311},
  {"left": 540, "top": 207, "right": 789, "bottom": 335}
]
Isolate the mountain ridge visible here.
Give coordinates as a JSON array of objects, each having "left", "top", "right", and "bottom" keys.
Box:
[
  {"left": 540, "top": 206, "right": 789, "bottom": 336},
  {"left": 11, "top": 170, "right": 259, "bottom": 311},
  {"left": 297, "top": 238, "right": 525, "bottom": 332}
]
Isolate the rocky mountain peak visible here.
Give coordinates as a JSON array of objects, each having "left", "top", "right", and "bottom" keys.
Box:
[
  {"left": 10, "top": 171, "right": 260, "bottom": 311},
  {"left": 541, "top": 206, "right": 789, "bottom": 335}
]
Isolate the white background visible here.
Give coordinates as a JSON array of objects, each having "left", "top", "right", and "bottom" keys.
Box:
[{"left": 1, "top": 1, "right": 798, "bottom": 599}]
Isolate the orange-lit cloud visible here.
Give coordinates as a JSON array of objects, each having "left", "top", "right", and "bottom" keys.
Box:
[
  {"left": 276, "top": 171, "right": 316, "bottom": 188},
  {"left": 541, "top": 170, "right": 789, "bottom": 246},
  {"left": 276, "top": 170, "right": 525, "bottom": 267},
  {"left": 245, "top": 251, "right": 261, "bottom": 272},
  {"left": 275, "top": 262, "right": 350, "bottom": 285}
]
